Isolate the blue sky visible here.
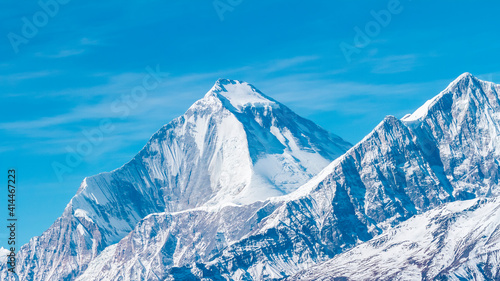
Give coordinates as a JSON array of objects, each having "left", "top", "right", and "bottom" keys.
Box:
[{"left": 1, "top": 0, "right": 500, "bottom": 248}]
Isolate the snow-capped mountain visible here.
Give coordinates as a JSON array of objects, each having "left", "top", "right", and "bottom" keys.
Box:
[
  {"left": 3, "top": 73, "right": 499, "bottom": 281},
  {"left": 62, "top": 73, "right": 500, "bottom": 280},
  {"left": 0, "top": 79, "right": 351, "bottom": 281},
  {"left": 289, "top": 197, "right": 500, "bottom": 281}
]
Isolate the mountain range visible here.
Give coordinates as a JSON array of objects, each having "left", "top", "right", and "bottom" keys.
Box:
[{"left": 1, "top": 73, "right": 499, "bottom": 280}]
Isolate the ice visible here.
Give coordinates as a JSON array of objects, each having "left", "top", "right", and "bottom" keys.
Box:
[{"left": 208, "top": 79, "right": 276, "bottom": 112}]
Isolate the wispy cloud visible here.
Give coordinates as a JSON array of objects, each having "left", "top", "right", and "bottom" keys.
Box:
[
  {"left": 369, "top": 54, "right": 418, "bottom": 74},
  {"left": 36, "top": 49, "right": 86, "bottom": 59},
  {"left": 80, "top": 37, "right": 101, "bottom": 46},
  {"left": 262, "top": 56, "right": 320, "bottom": 73},
  {"left": 0, "top": 70, "right": 57, "bottom": 83}
]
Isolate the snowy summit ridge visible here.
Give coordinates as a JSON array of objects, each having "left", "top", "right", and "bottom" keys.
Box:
[{"left": 205, "top": 78, "right": 278, "bottom": 112}]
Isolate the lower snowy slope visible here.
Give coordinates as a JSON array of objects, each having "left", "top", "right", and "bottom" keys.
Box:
[{"left": 289, "top": 197, "right": 500, "bottom": 281}]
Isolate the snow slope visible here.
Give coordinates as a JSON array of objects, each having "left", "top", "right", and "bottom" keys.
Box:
[{"left": 289, "top": 197, "right": 500, "bottom": 281}]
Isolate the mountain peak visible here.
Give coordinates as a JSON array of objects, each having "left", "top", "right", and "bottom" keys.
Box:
[
  {"left": 456, "top": 71, "right": 474, "bottom": 80},
  {"left": 214, "top": 78, "right": 243, "bottom": 86},
  {"left": 446, "top": 72, "right": 478, "bottom": 90},
  {"left": 402, "top": 72, "right": 485, "bottom": 122},
  {"left": 205, "top": 79, "right": 277, "bottom": 112}
]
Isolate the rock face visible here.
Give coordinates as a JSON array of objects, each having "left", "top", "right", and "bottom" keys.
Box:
[
  {"left": 403, "top": 72, "right": 500, "bottom": 199},
  {"left": 3, "top": 73, "right": 500, "bottom": 281},
  {"left": 288, "top": 197, "right": 500, "bottom": 281},
  {"left": 0, "top": 79, "right": 351, "bottom": 281}
]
